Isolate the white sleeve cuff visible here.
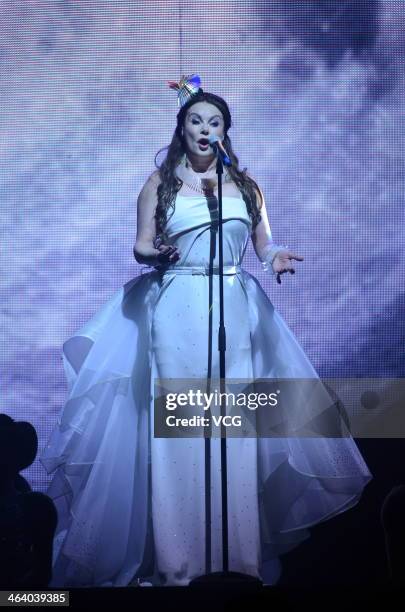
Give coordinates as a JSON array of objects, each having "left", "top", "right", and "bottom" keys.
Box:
[{"left": 261, "top": 244, "right": 288, "bottom": 275}]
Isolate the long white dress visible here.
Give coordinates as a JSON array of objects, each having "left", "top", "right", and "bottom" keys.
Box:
[{"left": 40, "top": 191, "right": 372, "bottom": 587}]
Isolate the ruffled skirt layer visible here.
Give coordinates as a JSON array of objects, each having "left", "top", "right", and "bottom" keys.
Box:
[{"left": 40, "top": 270, "right": 372, "bottom": 587}]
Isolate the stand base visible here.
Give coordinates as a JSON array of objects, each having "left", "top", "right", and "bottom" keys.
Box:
[{"left": 189, "top": 571, "right": 263, "bottom": 586}]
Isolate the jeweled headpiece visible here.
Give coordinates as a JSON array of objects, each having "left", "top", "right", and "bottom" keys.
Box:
[{"left": 168, "top": 74, "right": 202, "bottom": 108}]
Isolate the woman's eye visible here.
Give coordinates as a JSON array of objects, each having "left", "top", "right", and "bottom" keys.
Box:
[{"left": 191, "top": 119, "right": 219, "bottom": 127}]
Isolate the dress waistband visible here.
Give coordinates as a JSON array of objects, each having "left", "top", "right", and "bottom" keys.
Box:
[{"left": 162, "top": 264, "right": 242, "bottom": 276}]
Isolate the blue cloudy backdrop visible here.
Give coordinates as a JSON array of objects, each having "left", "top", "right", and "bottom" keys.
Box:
[{"left": 1, "top": 0, "right": 404, "bottom": 490}]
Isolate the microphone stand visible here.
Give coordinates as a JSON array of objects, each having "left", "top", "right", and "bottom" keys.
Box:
[{"left": 190, "top": 146, "right": 262, "bottom": 588}]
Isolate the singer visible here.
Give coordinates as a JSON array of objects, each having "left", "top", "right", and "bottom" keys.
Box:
[{"left": 40, "top": 75, "right": 372, "bottom": 587}]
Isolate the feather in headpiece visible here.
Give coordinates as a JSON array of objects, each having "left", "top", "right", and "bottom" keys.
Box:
[{"left": 168, "top": 74, "right": 202, "bottom": 107}]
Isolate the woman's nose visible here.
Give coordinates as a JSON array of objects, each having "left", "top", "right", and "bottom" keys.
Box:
[{"left": 200, "top": 127, "right": 209, "bottom": 135}]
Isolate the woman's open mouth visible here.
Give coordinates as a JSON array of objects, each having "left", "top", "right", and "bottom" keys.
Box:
[{"left": 198, "top": 138, "right": 209, "bottom": 150}]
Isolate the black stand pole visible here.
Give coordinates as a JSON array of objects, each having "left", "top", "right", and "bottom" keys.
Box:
[{"left": 190, "top": 150, "right": 262, "bottom": 587}]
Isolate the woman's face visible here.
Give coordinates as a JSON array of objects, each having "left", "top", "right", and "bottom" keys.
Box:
[{"left": 182, "top": 101, "right": 225, "bottom": 159}]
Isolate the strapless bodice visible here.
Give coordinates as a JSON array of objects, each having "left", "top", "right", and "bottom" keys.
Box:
[{"left": 164, "top": 193, "right": 252, "bottom": 268}]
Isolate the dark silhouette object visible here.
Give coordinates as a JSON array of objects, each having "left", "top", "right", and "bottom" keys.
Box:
[
  {"left": 15, "top": 474, "right": 32, "bottom": 494},
  {"left": 0, "top": 414, "right": 57, "bottom": 589},
  {"left": 381, "top": 484, "right": 405, "bottom": 586}
]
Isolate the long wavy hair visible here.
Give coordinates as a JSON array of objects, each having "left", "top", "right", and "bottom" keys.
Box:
[{"left": 154, "top": 90, "right": 263, "bottom": 244}]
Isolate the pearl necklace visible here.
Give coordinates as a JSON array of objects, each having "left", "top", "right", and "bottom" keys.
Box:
[{"left": 176, "top": 156, "right": 230, "bottom": 194}]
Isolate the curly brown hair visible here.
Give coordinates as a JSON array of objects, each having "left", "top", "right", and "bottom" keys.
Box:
[{"left": 154, "top": 90, "right": 263, "bottom": 244}]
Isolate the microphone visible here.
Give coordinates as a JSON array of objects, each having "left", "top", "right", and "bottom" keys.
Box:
[{"left": 208, "top": 135, "right": 232, "bottom": 167}]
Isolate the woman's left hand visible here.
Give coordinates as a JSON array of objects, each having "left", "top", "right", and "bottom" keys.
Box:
[{"left": 272, "top": 249, "right": 304, "bottom": 284}]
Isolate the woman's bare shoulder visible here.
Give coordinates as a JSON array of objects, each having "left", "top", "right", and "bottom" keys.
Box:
[
  {"left": 138, "top": 170, "right": 161, "bottom": 202},
  {"left": 244, "top": 171, "right": 264, "bottom": 210},
  {"left": 148, "top": 169, "right": 161, "bottom": 186}
]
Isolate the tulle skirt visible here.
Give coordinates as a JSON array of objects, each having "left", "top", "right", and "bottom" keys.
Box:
[{"left": 40, "top": 269, "right": 372, "bottom": 587}]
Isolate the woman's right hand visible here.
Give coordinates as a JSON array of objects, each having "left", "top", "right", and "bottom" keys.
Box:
[
  {"left": 133, "top": 240, "right": 181, "bottom": 267},
  {"left": 156, "top": 244, "right": 181, "bottom": 266}
]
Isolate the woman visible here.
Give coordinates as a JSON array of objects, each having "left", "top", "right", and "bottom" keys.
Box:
[{"left": 40, "top": 75, "right": 372, "bottom": 588}]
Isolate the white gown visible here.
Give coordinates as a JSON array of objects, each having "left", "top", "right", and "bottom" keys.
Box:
[{"left": 40, "top": 191, "right": 372, "bottom": 587}]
